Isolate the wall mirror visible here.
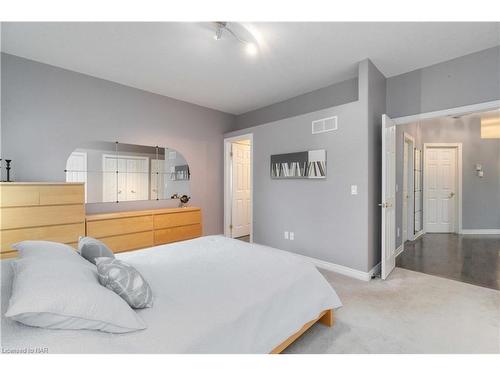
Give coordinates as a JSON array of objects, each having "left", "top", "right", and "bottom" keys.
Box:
[{"left": 65, "top": 141, "right": 190, "bottom": 203}]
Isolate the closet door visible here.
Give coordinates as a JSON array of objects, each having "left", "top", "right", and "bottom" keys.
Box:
[
  {"left": 103, "top": 157, "right": 117, "bottom": 202},
  {"left": 117, "top": 158, "right": 128, "bottom": 201},
  {"left": 136, "top": 158, "right": 149, "bottom": 201},
  {"left": 125, "top": 158, "right": 149, "bottom": 201},
  {"left": 126, "top": 159, "right": 139, "bottom": 201}
]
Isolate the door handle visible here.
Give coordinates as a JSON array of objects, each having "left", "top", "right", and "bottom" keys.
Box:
[
  {"left": 449, "top": 192, "right": 455, "bottom": 198},
  {"left": 131, "top": 190, "right": 136, "bottom": 194}
]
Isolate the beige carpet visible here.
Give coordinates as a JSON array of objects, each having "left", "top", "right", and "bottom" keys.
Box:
[{"left": 284, "top": 267, "right": 500, "bottom": 353}]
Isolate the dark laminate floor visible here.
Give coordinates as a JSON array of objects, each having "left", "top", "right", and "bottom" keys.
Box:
[
  {"left": 396, "top": 233, "right": 500, "bottom": 290},
  {"left": 235, "top": 235, "right": 250, "bottom": 242}
]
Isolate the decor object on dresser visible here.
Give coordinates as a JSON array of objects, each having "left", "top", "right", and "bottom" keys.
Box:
[
  {"left": 271, "top": 149, "right": 326, "bottom": 179},
  {"left": 96, "top": 257, "right": 153, "bottom": 309},
  {"left": 85, "top": 207, "right": 202, "bottom": 253},
  {"left": 178, "top": 194, "right": 191, "bottom": 208},
  {"left": 0, "top": 182, "right": 86, "bottom": 258},
  {"left": 65, "top": 141, "right": 190, "bottom": 204},
  {"left": 5, "top": 159, "right": 12, "bottom": 182}
]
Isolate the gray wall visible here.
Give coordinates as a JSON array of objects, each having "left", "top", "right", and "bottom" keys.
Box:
[
  {"left": 395, "top": 116, "right": 500, "bottom": 247},
  {"left": 1, "top": 53, "right": 235, "bottom": 235},
  {"left": 234, "top": 77, "right": 358, "bottom": 130},
  {"left": 387, "top": 46, "right": 500, "bottom": 118},
  {"left": 226, "top": 60, "right": 384, "bottom": 273}
]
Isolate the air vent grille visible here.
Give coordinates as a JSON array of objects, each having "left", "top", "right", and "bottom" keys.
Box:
[{"left": 312, "top": 116, "right": 338, "bottom": 134}]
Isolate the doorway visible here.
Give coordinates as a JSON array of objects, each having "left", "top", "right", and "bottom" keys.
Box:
[
  {"left": 423, "top": 143, "right": 462, "bottom": 234},
  {"left": 224, "top": 134, "right": 253, "bottom": 242},
  {"left": 402, "top": 133, "right": 414, "bottom": 243}
]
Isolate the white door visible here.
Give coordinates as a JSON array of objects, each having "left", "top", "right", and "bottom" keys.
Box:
[
  {"left": 425, "top": 147, "right": 457, "bottom": 233},
  {"left": 231, "top": 142, "right": 251, "bottom": 238},
  {"left": 381, "top": 114, "right": 396, "bottom": 280},
  {"left": 66, "top": 151, "right": 87, "bottom": 201}
]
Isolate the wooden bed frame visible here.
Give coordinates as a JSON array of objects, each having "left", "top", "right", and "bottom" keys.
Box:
[{"left": 270, "top": 309, "right": 334, "bottom": 354}]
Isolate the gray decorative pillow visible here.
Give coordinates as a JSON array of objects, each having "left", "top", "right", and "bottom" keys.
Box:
[
  {"left": 95, "top": 258, "right": 153, "bottom": 309},
  {"left": 78, "top": 236, "right": 114, "bottom": 265}
]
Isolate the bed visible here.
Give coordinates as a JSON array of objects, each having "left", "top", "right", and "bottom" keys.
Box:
[{"left": 1, "top": 235, "right": 342, "bottom": 353}]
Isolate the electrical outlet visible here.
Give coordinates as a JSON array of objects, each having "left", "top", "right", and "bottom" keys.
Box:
[
  {"left": 350, "top": 185, "right": 358, "bottom": 195},
  {"left": 289, "top": 232, "right": 295, "bottom": 241},
  {"left": 284, "top": 231, "right": 289, "bottom": 240}
]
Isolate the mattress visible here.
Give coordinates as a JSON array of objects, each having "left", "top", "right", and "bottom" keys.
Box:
[{"left": 1, "top": 235, "right": 342, "bottom": 353}]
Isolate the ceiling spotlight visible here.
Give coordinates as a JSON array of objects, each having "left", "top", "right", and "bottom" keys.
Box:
[{"left": 245, "top": 42, "right": 258, "bottom": 56}]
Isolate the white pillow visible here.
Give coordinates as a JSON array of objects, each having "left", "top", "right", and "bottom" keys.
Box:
[
  {"left": 5, "top": 256, "right": 147, "bottom": 333},
  {"left": 13, "top": 240, "right": 80, "bottom": 260}
]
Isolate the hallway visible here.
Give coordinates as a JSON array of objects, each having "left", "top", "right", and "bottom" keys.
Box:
[{"left": 396, "top": 233, "right": 500, "bottom": 290}]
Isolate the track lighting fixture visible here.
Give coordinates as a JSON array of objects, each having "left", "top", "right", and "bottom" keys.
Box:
[{"left": 212, "top": 22, "right": 258, "bottom": 56}]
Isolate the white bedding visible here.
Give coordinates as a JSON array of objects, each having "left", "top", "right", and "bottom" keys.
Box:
[{"left": 1, "top": 235, "right": 342, "bottom": 353}]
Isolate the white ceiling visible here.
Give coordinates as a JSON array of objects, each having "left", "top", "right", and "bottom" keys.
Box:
[{"left": 1, "top": 22, "right": 499, "bottom": 114}]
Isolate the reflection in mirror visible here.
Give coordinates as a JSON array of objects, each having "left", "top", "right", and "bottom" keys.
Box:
[{"left": 65, "top": 141, "right": 190, "bottom": 204}]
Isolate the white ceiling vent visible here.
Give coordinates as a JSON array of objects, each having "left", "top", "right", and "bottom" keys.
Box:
[{"left": 312, "top": 116, "right": 338, "bottom": 134}]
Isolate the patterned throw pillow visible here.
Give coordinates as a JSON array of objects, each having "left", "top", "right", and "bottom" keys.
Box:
[
  {"left": 78, "top": 237, "right": 115, "bottom": 265},
  {"left": 95, "top": 258, "right": 153, "bottom": 309}
]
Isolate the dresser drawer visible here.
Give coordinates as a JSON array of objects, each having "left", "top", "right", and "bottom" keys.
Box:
[
  {"left": 154, "top": 223, "right": 202, "bottom": 245},
  {"left": 1, "top": 222, "right": 85, "bottom": 251},
  {"left": 99, "top": 231, "right": 154, "bottom": 253},
  {"left": 87, "top": 215, "right": 153, "bottom": 238},
  {"left": 1, "top": 204, "right": 85, "bottom": 230},
  {"left": 39, "top": 185, "right": 85, "bottom": 205},
  {"left": 154, "top": 210, "right": 201, "bottom": 229},
  {"left": 0, "top": 185, "right": 40, "bottom": 207}
]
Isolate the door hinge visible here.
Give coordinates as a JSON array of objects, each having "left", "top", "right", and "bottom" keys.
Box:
[
  {"left": 229, "top": 224, "right": 233, "bottom": 229},
  {"left": 230, "top": 151, "right": 233, "bottom": 157}
]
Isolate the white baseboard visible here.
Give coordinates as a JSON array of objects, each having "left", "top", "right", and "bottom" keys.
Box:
[
  {"left": 395, "top": 244, "right": 404, "bottom": 257},
  {"left": 413, "top": 230, "right": 425, "bottom": 240},
  {"left": 289, "top": 252, "right": 378, "bottom": 281},
  {"left": 460, "top": 229, "right": 500, "bottom": 235}
]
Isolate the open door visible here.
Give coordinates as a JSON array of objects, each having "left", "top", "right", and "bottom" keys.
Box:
[
  {"left": 381, "top": 114, "right": 396, "bottom": 279},
  {"left": 231, "top": 142, "right": 252, "bottom": 238}
]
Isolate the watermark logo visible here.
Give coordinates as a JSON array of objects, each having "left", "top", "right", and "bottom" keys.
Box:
[{"left": 2, "top": 347, "right": 49, "bottom": 354}]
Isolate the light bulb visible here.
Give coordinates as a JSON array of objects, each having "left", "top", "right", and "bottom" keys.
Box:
[{"left": 245, "top": 42, "right": 258, "bottom": 56}]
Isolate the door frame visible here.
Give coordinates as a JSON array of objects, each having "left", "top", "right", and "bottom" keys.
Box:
[
  {"left": 423, "top": 143, "right": 462, "bottom": 234},
  {"left": 224, "top": 133, "right": 254, "bottom": 242},
  {"left": 402, "top": 132, "right": 415, "bottom": 242}
]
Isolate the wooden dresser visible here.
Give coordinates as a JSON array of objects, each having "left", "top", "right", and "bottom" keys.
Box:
[
  {"left": 0, "top": 182, "right": 86, "bottom": 258},
  {"left": 85, "top": 207, "right": 202, "bottom": 253}
]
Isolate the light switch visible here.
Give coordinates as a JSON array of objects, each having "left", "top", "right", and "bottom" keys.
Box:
[
  {"left": 351, "top": 185, "right": 358, "bottom": 195},
  {"left": 289, "top": 232, "right": 295, "bottom": 241},
  {"left": 284, "top": 231, "right": 289, "bottom": 240}
]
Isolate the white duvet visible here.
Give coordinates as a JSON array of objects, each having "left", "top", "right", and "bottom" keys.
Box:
[{"left": 1, "top": 235, "right": 342, "bottom": 353}]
